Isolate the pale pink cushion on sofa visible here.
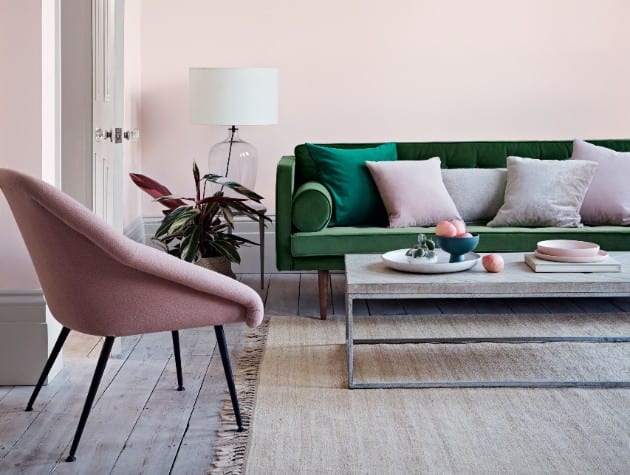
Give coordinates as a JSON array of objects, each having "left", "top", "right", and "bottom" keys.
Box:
[
  {"left": 366, "top": 158, "right": 461, "bottom": 228},
  {"left": 571, "top": 139, "right": 630, "bottom": 225}
]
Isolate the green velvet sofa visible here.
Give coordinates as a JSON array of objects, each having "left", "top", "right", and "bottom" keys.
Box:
[{"left": 276, "top": 140, "right": 630, "bottom": 319}]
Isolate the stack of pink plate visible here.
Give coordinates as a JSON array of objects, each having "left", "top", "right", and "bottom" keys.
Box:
[{"left": 534, "top": 240, "right": 608, "bottom": 263}]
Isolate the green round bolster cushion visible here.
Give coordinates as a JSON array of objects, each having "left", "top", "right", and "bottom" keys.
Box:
[{"left": 292, "top": 181, "right": 333, "bottom": 232}]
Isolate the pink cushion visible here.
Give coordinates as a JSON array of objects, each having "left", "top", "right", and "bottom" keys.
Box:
[
  {"left": 366, "top": 158, "right": 461, "bottom": 228},
  {"left": 571, "top": 139, "right": 630, "bottom": 225}
]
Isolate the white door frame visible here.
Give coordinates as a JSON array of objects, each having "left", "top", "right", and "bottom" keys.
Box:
[
  {"left": 92, "top": 0, "right": 125, "bottom": 232},
  {"left": 54, "top": 0, "right": 124, "bottom": 231}
]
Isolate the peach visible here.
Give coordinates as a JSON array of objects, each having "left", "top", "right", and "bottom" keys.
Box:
[
  {"left": 435, "top": 220, "right": 457, "bottom": 237},
  {"left": 482, "top": 254, "right": 504, "bottom": 273},
  {"left": 450, "top": 219, "right": 466, "bottom": 235},
  {"left": 456, "top": 232, "right": 473, "bottom": 238}
]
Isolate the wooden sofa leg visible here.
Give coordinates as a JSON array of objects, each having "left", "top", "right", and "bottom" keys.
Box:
[{"left": 318, "top": 270, "right": 330, "bottom": 320}]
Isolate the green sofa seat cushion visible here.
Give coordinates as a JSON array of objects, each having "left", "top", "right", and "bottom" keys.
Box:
[
  {"left": 292, "top": 181, "right": 332, "bottom": 232},
  {"left": 305, "top": 142, "right": 397, "bottom": 226},
  {"left": 291, "top": 225, "right": 630, "bottom": 258}
]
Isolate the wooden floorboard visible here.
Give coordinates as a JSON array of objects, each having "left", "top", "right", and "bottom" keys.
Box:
[
  {"left": 169, "top": 324, "right": 247, "bottom": 475},
  {"left": 1, "top": 272, "right": 629, "bottom": 473},
  {"left": 0, "top": 336, "right": 140, "bottom": 472},
  {"left": 571, "top": 297, "right": 625, "bottom": 313},
  {"left": 403, "top": 299, "right": 442, "bottom": 315},
  {"left": 507, "top": 298, "right": 550, "bottom": 314},
  {"left": 330, "top": 273, "right": 346, "bottom": 317},
  {"left": 612, "top": 297, "right": 630, "bottom": 312},
  {"left": 0, "top": 387, "right": 10, "bottom": 402},
  {"left": 297, "top": 273, "right": 329, "bottom": 318},
  {"left": 367, "top": 298, "right": 407, "bottom": 316},
  {"left": 51, "top": 333, "right": 174, "bottom": 474},
  {"left": 0, "top": 373, "right": 70, "bottom": 462},
  {"left": 107, "top": 327, "right": 218, "bottom": 474},
  {"left": 109, "top": 353, "right": 211, "bottom": 475},
  {"left": 264, "top": 273, "right": 300, "bottom": 316},
  {"left": 436, "top": 299, "right": 479, "bottom": 314}
]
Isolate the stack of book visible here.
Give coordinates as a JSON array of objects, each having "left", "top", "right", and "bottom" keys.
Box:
[{"left": 524, "top": 239, "right": 621, "bottom": 273}]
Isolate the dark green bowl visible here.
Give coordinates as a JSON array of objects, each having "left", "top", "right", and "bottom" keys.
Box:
[{"left": 435, "top": 234, "right": 480, "bottom": 263}]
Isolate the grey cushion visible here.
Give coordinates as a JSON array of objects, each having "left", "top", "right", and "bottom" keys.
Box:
[
  {"left": 487, "top": 156, "right": 598, "bottom": 228},
  {"left": 442, "top": 168, "right": 506, "bottom": 223}
]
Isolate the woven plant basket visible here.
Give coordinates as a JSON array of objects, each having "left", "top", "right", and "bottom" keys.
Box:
[{"left": 196, "top": 256, "right": 236, "bottom": 279}]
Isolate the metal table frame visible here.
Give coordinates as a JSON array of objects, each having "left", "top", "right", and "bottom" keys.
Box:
[
  {"left": 233, "top": 204, "right": 266, "bottom": 289},
  {"left": 344, "top": 253, "right": 630, "bottom": 390}
]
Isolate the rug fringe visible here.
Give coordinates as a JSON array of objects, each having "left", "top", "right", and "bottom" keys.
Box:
[{"left": 209, "top": 318, "right": 270, "bottom": 475}]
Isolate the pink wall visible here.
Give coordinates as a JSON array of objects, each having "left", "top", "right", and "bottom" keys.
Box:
[
  {"left": 123, "top": 0, "right": 143, "bottom": 225},
  {"left": 0, "top": 0, "right": 42, "bottom": 288},
  {"left": 139, "top": 0, "right": 630, "bottom": 214}
]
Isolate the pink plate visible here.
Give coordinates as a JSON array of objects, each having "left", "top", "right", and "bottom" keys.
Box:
[
  {"left": 536, "top": 239, "right": 600, "bottom": 257},
  {"left": 534, "top": 249, "right": 609, "bottom": 263}
]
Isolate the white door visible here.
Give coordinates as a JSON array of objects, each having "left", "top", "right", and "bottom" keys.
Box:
[{"left": 92, "top": 0, "right": 124, "bottom": 232}]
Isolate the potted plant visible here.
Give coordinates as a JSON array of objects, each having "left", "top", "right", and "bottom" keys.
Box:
[{"left": 130, "top": 162, "right": 269, "bottom": 277}]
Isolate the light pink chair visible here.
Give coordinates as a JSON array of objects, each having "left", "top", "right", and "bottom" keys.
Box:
[{"left": 0, "top": 168, "right": 264, "bottom": 462}]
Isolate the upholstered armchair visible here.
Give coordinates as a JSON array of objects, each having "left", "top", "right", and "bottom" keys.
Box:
[{"left": 0, "top": 168, "right": 264, "bottom": 462}]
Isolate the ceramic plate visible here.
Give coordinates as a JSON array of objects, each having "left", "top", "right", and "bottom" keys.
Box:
[
  {"left": 536, "top": 239, "right": 600, "bottom": 257},
  {"left": 382, "top": 249, "right": 481, "bottom": 274},
  {"left": 533, "top": 249, "right": 609, "bottom": 263}
]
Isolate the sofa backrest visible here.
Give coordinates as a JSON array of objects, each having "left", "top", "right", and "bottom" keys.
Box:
[{"left": 293, "top": 139, "right": 630, "bottom": 188}]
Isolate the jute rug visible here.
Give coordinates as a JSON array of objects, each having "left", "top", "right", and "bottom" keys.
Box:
[{"left": 212, "top": 313, "right": 630, "bottom": 474}]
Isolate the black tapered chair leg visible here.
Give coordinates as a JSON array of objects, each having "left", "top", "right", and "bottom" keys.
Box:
[
  {"left": 26, "top": 326, "right": 71, "bottom": 411},
  {"left": 214, "top": 325, "right": 244, "bottom": 432},
  {"left": 66, "top": 336, "right": 115, "bottom": 462},
  {"left": 171, "top": 330, "right": 185, "bottom": 391}
]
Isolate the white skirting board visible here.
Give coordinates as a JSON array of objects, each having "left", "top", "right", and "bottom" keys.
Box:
[
  {"left": 0, "top": 291, "right": 63, "bottom": 386},
  {"left": 135, "top": 214, "right": 278, "bottom": 274}
]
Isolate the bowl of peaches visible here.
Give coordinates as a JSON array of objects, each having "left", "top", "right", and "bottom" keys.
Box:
[{"left": 434, "top": 219, "right": 479, "bottom": 263}]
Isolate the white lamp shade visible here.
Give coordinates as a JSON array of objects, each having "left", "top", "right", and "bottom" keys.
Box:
[{"left": 189, "top": 67, "right": 278, "bottom": 126}]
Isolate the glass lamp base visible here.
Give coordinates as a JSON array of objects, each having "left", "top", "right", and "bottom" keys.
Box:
[{"left": 208, "top": 127, "right": 258, "bottom": 194}]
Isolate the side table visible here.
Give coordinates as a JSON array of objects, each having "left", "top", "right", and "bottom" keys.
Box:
[{"left": 241, "top": 201, "right": 266, "bottom": 289}]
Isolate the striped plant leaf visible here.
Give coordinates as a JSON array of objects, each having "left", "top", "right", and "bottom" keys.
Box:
[
  {"left": 180, "top": 224, "right": 201, "bottom": 262},
  {"left": 201, "top": 174, "right": 264, "bottom": 202},
  {"left": 155, "top": 206, "right": 191, "bottom": 238},
  {"left": 221, "top": 204, "right": 234, "bottom": 228},
  {"left": 211, "top": 239, "right": 241, "bottom": 263},
  {"left": 167, "top": 208, "right": 200, "bottom": 235}
]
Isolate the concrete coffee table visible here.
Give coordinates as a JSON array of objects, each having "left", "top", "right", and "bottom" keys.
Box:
[{"left": 344, "top": 252, "right": 630, "bottom": 389}]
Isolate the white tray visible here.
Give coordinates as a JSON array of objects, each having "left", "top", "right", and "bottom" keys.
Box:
[{"left": 382, "top": 249, "right": 480, "bottom": 274}]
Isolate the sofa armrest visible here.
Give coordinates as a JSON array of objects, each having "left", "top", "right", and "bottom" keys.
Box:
[{"left": 276, "top": 155, "right": 296, "bottom": 270}]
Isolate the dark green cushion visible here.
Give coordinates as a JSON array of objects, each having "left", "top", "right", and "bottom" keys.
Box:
[
  {"left": 292, "top": 181, "right": 332, "bottom": 232},
  {"left": 305, "top": 142, "right": 397, "bottom": 226}
]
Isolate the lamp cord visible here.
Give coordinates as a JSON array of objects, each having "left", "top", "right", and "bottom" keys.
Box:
[
  {"left": 225, "top": 125, "right": 237, "bottom": 178},
  {"left": 219, "top": 125, "right": 237, "bottom": 194}
]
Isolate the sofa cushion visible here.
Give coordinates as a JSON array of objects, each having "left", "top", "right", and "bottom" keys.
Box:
[
  {"left": 442, "top": 168, "right": 506, "bottom": 223},
  {"left": 487, "top": 156, "right": 597, "bottom": 228},
  {"left": 571, "top": 139, "right": 630, "bottom": 226},
  {"left": 292, "top": 181, "right": 332, "bottom": 232},
  {"left": 305, "top": 142, "right": 397, "bottom": 226},
  {"left": 366, "top": 158, "right": 461, "bottom": 227},
  {"left": 290, "top": 225, "right": 630, "bottom": 259},
  {"left": 294, "top": 140, "right": 630, "bottom": 187}
]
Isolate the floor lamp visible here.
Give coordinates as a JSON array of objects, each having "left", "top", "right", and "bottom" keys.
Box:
[{"left": 189, "top": 67, "right": 278, "bottom": 192}]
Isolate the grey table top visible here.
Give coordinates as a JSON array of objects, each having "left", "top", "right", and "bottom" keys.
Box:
[{"left": 345, "top": 251, "right": 630, "bottom": 299}]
